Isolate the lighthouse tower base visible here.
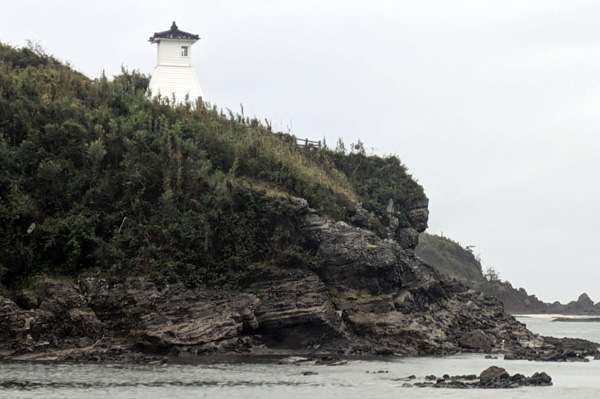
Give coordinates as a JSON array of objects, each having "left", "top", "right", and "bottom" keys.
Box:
[{"left": 148, "top": 65, "right": 203, "bottom": 104}]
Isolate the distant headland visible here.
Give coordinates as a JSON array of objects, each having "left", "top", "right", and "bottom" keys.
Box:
[{"left": 416, "top": 233, "right": 600, "bottom": 315}]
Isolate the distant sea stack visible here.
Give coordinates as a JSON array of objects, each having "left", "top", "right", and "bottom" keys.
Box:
[{"left": 148, "top": 21, "right": 203, "bottom": 104}]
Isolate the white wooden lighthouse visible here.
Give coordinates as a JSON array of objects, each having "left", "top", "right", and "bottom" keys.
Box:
[{"left": 148, "top": 22, "right": 203, "bottom": 103}]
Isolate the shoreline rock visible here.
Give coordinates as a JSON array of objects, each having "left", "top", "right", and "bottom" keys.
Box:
[
  {"left": 402, "top": 366, "right": 552, "bottom": 389},
  {"left": 504, "top": 336, "right": 600, "bottom": 362},
  {"left": 2, "top": 273, "right": 598, "bottom": 363}
]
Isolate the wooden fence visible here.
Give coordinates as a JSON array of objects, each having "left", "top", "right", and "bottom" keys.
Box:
[{"left": 296, "top": 138, "right": 322, "bottom": 149}]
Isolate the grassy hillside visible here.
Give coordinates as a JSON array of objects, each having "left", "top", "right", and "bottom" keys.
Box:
[
  {"left": 0, "top": 43, "right": 425, "bottom": 289},
  {"left": 416, "top": 233, "right": 486, "bottom": 286}
]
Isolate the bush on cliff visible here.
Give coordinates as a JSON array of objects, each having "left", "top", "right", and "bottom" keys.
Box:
[{"left": 0, "top": 42, "right": 424, "bottom": 289}]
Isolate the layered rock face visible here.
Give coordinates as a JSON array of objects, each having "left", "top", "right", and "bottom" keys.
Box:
[
  {"left": 298, "top": 200, "right": 544, "bottom": 356},
  {"left": 0, "top": 198, "right": 596, "bottom": 361}
]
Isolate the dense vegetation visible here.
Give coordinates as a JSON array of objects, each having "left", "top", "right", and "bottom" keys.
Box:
[
  {"left": 0, "top": 42, "right": 425, "bottom": 289},
  {"left": 416, "top": 233, "right": 486, "bottom": 286}
]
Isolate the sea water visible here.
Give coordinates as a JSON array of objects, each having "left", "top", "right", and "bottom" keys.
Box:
[{"left": 1, "top": 315, "right": 599, "bottom": 399}]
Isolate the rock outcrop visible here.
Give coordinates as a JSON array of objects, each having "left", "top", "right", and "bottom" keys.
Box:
[
  {"left": 0, "top": 198, "right": 598, "bottom": 362},
  {"left": 402, "top": 366, "right": 552, "bottom": 388},
  {"left": 298, "top": 199, "right": 547, "bottom": 356}
]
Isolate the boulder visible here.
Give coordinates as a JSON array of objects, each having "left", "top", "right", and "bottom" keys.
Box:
[
  {"left": 458, "top": 329, "right": 492, "bottom": 352},
  {"left": 528, "top": 372, "right": 552, "bottom": 386},
  {"left": 479, "top": 366, "right": 510, "bottom": 386}
]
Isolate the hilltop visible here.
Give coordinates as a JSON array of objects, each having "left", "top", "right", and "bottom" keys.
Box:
[{"left": 1, "top": 42, "right": 596, "bottom": 362}]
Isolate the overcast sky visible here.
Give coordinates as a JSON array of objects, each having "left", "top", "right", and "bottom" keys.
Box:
[{"left": 3, "top": 0, "right": 600, "bottom": 303}]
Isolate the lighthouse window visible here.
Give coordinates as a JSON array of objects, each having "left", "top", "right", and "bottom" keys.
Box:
[{"left": 181, "top": 46, "right": 188, "bottom": 56}]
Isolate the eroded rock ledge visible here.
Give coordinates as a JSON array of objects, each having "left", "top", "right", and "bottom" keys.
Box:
[{"left": 1, "top": 199, "right": 598, "bottom": 362}]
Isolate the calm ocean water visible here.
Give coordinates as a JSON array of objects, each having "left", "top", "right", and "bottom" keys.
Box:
[{"left": 1, "top": 314, "right": 599, "bottom": 399}]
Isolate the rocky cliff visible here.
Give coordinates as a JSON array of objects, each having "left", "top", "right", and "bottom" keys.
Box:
[
  {"left": 3, "top": 43, "right": 595, "bottom": 363},
  {"left": 1, "top": 198, "right": 595, "bottom": 362}
]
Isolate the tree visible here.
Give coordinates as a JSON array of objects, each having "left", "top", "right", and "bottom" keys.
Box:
[{"left": 484, "top": 267, "right": 500, "bottom": 282}]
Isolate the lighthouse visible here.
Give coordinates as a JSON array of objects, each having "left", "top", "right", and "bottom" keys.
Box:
[{"left": 148, "top": 22, "right": 203, "bottom": 104}]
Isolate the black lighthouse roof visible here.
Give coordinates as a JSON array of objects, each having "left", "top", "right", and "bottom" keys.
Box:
[{"left": 149, "top": 22, "right": 200, "bottom": 42}]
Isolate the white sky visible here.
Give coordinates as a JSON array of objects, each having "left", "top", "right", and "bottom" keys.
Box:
[{"left": 2, "top": 0, "right": 600, "bottom": 304}]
